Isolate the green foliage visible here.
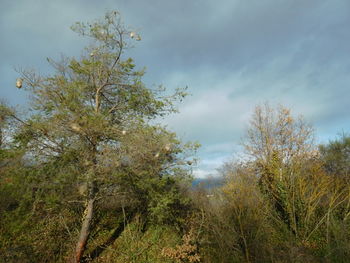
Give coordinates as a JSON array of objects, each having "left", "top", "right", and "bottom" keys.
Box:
[
  {"left": 319, "top": 134, "right": 350, "bottom": 182},
  {"left": 0, "top": 10, "right": 196, "bottom": 263},
  {"left": 93, "top": 223, "right": 181, "bottom": 263},
  {"left": 3, "top": 9, "right": 350, "bottom": 263}
]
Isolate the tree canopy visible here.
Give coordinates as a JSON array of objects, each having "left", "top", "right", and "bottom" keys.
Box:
[{"left": 5, "top": 11, "right": 197, "bottom": 262}]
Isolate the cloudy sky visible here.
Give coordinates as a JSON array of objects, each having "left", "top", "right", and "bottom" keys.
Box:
[{"left": 1, "top": 0, "right": 349, "bottom": 177}]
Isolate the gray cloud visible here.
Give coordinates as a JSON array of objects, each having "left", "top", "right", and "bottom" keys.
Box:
[{"left": 1, "top": 0, "right": 349, "bottom": 177}]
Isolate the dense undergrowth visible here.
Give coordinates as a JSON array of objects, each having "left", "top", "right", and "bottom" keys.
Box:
[{"left": 1, "top": 105, "right": 350, "bottom": 262}]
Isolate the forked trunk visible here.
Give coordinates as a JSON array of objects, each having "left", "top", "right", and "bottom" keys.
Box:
[{"left": 75, "top": 198, "right": 95, "bottom": 263}]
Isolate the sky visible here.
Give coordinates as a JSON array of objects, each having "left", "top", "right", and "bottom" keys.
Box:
[{"left": 1, "top": 0, "right": 350, "bottom": 177}]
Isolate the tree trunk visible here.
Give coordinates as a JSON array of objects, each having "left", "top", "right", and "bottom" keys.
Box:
[{"left": 75, "top": 197, "right": 95, "bottom": 263}]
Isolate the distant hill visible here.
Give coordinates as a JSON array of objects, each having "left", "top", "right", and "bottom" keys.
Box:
[{"left": 192, "top": 177, "right": 224, "bottom": 189}]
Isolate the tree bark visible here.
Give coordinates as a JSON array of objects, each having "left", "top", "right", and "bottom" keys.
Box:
[{"left": 75, "top": 197, "right": 95, "bottom": 263}]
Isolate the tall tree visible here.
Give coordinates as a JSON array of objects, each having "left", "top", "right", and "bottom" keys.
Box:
[
  {"left": 242, "top": 103, "right": 315, "bottom": 172},
  {"left": 241, "top": 103, "right": 321, "bottom": 237},
  {"left": 319, "top": 134, "right": 350, "bottom": 182},
  {"left": 15, "top": 11, "right": 195, "bottom": 262}
]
